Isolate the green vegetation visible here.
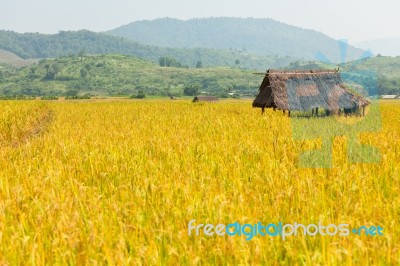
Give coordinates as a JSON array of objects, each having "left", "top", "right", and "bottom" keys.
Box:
[
  {"left": 65, "top": 95, "right": 92, "bottom": 100},
  {"left": 130, "top": 90, "right": 146, "bottom": 99},
  {"left": 0, "top": 62, "right": 15, "bottom": 81},
  {"left": 0, "top": 94, "right": 35, "bottom": 100},
  {"left": 2, "top": 51, "right": 399, "bottom": 99},
  {"left": 0, "top": 30, "right": 294, "bottom": 70},
  {"left": 107, "top": 17, "right": 365, "bottom": 62},
  {"left": 183, "top": 85, "right": 199, "bottom": 96},
  {"left": 342, "top": 56, "right": 400, "bottom": 95},
  {"left": 285, "top": 60, "right": 334, "bottom": 71},
  {"left": 40, "top": 96, "right": 59, "bottom": 100},
  {"left": 0, "top": 54, "right": 263, "bottom": 97},
  {"left": 286, "top": 56, "right": 400, "bottom": 96},
  {"left": 159, "top": 57, "right": 187, "bottom": 68}
]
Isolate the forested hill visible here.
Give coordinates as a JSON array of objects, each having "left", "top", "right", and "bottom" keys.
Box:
[
  {"left": 1, "top": 53, "right": 399, "bottom": 97},
  {"left": 0, "top": 30, "right": 150, "bottom": 59},
  {"left": 0, "top": 54, "right": 264, "bottom": 97},
  {"left": 108, "top": 17, "right": 366, "bottom": 62},
  {"left": 0, "top": 30, "right": 294, "bottom": 70}
]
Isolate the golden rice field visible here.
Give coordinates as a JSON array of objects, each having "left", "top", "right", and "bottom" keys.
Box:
[{"left": 0, "top": 99, "right": 399, "bottom": 265}]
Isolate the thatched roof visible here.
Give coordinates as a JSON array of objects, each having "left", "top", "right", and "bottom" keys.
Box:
[
  {"left": 253, "top": 70, "right": 370, "bottom": 111},
  {"left": 193, "top": 96, "right": 218, "bottom": 102}
]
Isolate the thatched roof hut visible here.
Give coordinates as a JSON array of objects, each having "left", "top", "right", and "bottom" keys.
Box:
[
  {"left": 192, "top": 96, "right": 218, "bottom": 102},
  {"left": 253, "top": 69, "right": 369, "bottom": 113}
]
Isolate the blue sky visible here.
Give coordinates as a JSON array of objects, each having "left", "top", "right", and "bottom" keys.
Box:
[{"left": 2, "top": 0, "right": 399, "bottom": 44}]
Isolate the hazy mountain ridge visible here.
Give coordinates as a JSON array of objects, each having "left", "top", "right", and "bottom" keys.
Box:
[
  {"left": 357, "top": 38, "right": 400, "bottom": 57},
  {"left": 108, "top": 17, "right": 366, "bottom": 62},
  {"left": 0, "top": 29, "right": 295, "bottom": 69}
]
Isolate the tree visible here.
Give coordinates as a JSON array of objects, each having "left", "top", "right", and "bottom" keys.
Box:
[
  {"left": 79, "top": 50, "right": 86, "bottom": 62},
  {"left": 83, "top": 63, "right": 92, "bottom": 71},
  {"left": 44, "top": 63, "right": 62, "bottom": 80},
  {"left": 159, "top": 56, "right": 184, "bottom": 68},
  {"left": 196, "top": 61, "right": 203, "bottom": 68},
  {"left": 159, "top": 57, "right": 166, "bottom": 67},
  {"left": 235, "top": 59, "right": 240, "bottom": 66},
  {"left": 165, "top": 57, "right": 172, "bottom": 67},
  {"left": 132, "top": 90, "right": 145, "bottom": 99},
  {"left": 183, "top": 85, "right": 199, "bottom": 96},
  {"left": 80, "top": 68, "right": 89, "bottom": 79},
  {"left": 65, "top": 89, "right": 79, "bottom": 97},
  {"left": 79, "top": 63, "right": 92, "bottom": 79}
]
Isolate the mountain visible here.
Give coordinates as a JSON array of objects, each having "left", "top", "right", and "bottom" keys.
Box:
[
  {"left": 357, "top": 38, "right": 400, "bottom": 57},
  {"left": 0, "top": 30, "right": 294, "bottom": 70},
  {"left": 108, "top": 17, "right": 366, "bottom": 62}
]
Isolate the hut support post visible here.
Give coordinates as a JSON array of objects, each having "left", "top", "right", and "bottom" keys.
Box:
[
  {"left": 316, "top": 107, "right": 319, "bottom": 117},
  {"left": 312, "top": 108, "right": 314, "bottom": 117},
  {"left": 288, "top": 111, "right": 291, "bottom": 117}
]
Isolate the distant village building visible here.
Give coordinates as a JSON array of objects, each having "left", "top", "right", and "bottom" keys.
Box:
[
  {"left": 252, "top": 69, "right": 370, "bottom": 116},
  {"left": 192, "top": 96, "right": 218, "bottom": 102},
  {"left": 381, "top": 95, "right": 398, "bottom": 99}
]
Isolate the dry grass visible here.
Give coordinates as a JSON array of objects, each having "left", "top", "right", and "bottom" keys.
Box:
[{"left": 0, "top": 100, "right": 399, "bottom": 265}]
